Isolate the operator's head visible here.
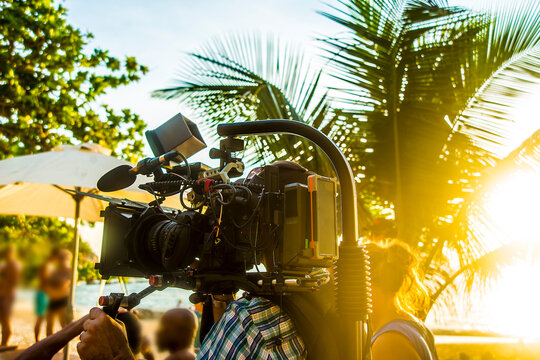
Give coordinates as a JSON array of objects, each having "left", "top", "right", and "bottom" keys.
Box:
[
  {"left": 246, "top": 161, "right": 315, "bottom": 271},
  {"left": 156, "top": 308, "right": 198, "bottom": 352},
  {"left": 365, "top": 240, "right": 429, "bottom": 317}
]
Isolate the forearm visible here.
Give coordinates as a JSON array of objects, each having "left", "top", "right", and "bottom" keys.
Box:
[{"left": 15, "top": 314, "right": 89, "bottom": 360}]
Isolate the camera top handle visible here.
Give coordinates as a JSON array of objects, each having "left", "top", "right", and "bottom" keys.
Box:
[
  {"left": 217, "top": 120, "right": 371, "bottom": 360},
  {"left": 217, "top": 120, "right": 357, "bottom": 245}
]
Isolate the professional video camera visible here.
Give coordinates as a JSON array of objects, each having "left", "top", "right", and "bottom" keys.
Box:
[
  {"left": 95, "top": 113, "right": 339, "bottom": 302},
  {"left": 78, "top": 113, "right": 372, "bottom": 360}
]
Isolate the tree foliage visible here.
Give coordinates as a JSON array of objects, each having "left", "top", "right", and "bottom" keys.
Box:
[
  {"left": 156, "top": 0, "right": 540, "bottom": 314},
  {"left": 0, "top": 0, "right": 148, "bottom": 162},
  {"left": 0, "top": 215, "right": 99, "bottom": 284},
  {"left": 0, "top": 0, "right": 148, "bottom": 283}
]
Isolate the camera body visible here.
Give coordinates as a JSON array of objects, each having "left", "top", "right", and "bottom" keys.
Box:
[{"left": 96, "top": 113, "right": 338, "bottom": 296}]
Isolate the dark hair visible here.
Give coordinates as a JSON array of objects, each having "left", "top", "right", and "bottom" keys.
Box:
[
  {"left": 365, "top": 240, "right": 430, "bottom": 316},
  {"left": 117, "top": 312, "right": 142, "bottom": 354}
]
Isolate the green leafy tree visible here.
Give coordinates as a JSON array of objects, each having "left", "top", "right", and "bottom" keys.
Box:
[
  {"left": 0, "top": 0, "right": 148, "bottom": 282},
  {"left": 0, "top": 0, "right": 148, "bottom": 161}
]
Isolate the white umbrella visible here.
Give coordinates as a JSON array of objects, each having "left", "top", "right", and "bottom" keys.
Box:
[
  {"left": 0, "top": 143, "right": 180, "bottom": 358},
  {"left": 0, "top": 143, "right": 179, "bottom": 220}
]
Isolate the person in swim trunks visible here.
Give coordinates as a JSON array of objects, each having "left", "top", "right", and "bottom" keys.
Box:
[
  {"left": 46, "top": 249, "right": 72, "bottom": 336},
  {"left": 34, "top": 250, "right": 57, "bottom": 342}
]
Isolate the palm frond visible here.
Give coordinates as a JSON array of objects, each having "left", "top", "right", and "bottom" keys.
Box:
[
  {"left": 427, "top": 241, "right": 540, "bottom": 318},
  {"left": 428, "top": 128, "right": 540, "bottom": 312},
  {"left": 322, "top": 0, "right": 488, "bottom": 241},
  {"left": 153, "top": 33, "right": 336, "bottom": 174},
  {"left": 454, "top": 47, "right": 540, "bottom": 158},
  {"left": 424, "top": 0, "right": 540, "bottom": 277}
]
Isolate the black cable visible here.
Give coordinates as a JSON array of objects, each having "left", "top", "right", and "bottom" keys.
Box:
[
  {"left": 179, "top": 186, "right": 205, "bottom": 211},
  {"left": 213, "top": 184, "right": 236, "bottom": 206},
  {"left": 230, "top": 188, "right": 265, "bottom": 229},
  {"left": 174, "top": 151, "right": 191, "bottom": 179}
]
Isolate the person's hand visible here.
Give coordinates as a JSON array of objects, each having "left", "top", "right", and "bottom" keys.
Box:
[{"left": 77, "top": 307, "right": 135, "bottom": 360}]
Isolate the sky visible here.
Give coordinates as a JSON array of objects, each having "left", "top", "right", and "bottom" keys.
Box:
[{"left": 64, "top": 0, "right": 345, "bottom": 161}]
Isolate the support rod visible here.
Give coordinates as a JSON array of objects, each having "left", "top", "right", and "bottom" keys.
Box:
[{"left": 64, "top": 186, "right": 82, "bottom": 360}]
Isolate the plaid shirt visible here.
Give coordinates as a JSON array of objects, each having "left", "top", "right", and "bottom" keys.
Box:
[{"left": 196, "top": 296, "right": 307, "bottom": 360}]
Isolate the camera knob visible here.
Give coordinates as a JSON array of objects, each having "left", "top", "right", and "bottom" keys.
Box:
[
  {"left": 98, "top": 296, "right": 111, "bottom": 306},
  {"left": 149, "top": 275, "right": 163, "bottom": 287}
]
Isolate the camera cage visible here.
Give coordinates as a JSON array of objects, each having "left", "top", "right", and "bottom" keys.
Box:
[{"left": 94, "top": 116, "right": 372, "bottom": 360}]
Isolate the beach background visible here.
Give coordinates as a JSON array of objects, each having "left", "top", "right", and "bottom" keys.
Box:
[{"left": 2, "top": 281, "right": 540, "bottom": 360}]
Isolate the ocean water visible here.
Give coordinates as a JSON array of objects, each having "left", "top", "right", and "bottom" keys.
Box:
[
  {"left": 18, "top": 281, "right": 194, "bottom": 314},
  {"left": 75, "top": 281, "right": 194, "bottom": 312}
]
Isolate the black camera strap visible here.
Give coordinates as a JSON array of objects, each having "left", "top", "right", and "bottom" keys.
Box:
[{"left": 199, "top": 297, "right": 214, "bottom": 344}]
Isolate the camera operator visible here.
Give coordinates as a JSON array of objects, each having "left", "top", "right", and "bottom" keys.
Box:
[{"left": 77, "top": 161, "right": 315, "bottom": 360}]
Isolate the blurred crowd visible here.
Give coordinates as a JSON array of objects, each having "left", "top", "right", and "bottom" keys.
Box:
[{"left": 0, "top": 246, "right": 202, "bottom": 360}]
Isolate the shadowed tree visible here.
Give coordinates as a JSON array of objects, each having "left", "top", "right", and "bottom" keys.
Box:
[
  {"left": 0, "top": 0, "right": 148, "bottom": 161},
  {"left": 154, "top": 0, "right": 540, "bottom": 314}
]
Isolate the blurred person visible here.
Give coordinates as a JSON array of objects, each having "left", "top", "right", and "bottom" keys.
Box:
[
  {"left": 156, "top": 308, "right": 198, "bottom": 360},
  {"left": 34, "top": 251, "right": 57, "bottom": 342},
  {"left": 139, "top": 335, "right": 155, "bottom": 360},
  {"left": 46, "top": 249, "right": 71, "bottom": 336},
  {"left": 117, "top": 310, "right": 144, "bottom": 359},
  {"left": 190, "top": 302, "right": 203, "bottom": 349},
  {"left": 0, "top": 245, "right": 21, "bottom": 347},
  {"left": 366, "top": 240, "right": 439, "bottom": 360}
]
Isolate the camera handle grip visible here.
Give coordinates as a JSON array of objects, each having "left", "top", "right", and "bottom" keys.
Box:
[{"left": 99, "top": 286, "right": 158, "bottom": 318}]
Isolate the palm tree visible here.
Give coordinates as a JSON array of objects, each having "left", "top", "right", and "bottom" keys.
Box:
[
  {"left": 322, "top": 0, "right": 540, "bottom": 310},
  {"left": 154, "top": 0, "right": 540, "bottom": 313},
  {"left": 428, "top": 128, "right": 540, "bottom": 313},
  {"left": 153, "top": 33, "right": 344, "bottom": 177}
]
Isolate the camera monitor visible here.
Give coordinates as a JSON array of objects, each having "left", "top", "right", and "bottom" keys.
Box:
[
  {"left": 146, "top": 113, "right": 207, "bottom": 158},
  {"left": 282, "top": 175, "right": 338, "bottom": 269}
]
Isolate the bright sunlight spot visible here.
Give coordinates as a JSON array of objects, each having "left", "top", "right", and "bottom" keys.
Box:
[
  {"left": 477, "top": 170, "right": 540, "bottom": 338},
  {"left": 482, "top": 170, "right": 540, "bottom": 243},
  {"left": 481, "top": 263, "right": 540, "bottom": 339}
]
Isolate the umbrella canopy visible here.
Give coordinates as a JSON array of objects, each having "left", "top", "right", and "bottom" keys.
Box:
[
  {"left": 0, "top": 143, "right": 180, "bottom": 220},
  {"left": 0, "top": 143, "right": 182, "bottom": 360}
]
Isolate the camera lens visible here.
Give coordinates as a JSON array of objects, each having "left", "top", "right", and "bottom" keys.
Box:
[{"left": 130, "top": 209, "right": 203, "bottom": 274}]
